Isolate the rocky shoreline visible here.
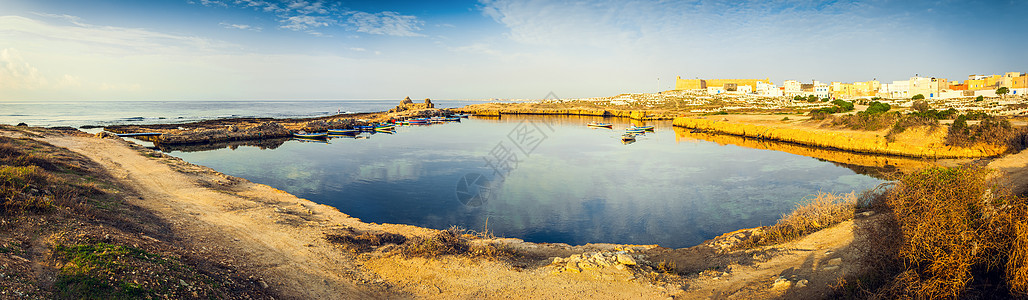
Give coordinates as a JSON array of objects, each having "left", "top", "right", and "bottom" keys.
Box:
[{"left": 103, "top": 98, "right": 453, "bottom": 146}]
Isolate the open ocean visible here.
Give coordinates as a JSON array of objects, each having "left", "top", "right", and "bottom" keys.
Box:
[{"left": 0, "top": 99, "right": 493, "bottom": 128}]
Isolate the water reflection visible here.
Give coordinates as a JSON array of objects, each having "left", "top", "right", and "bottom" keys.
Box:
[
  {"left": 167, "top": 115, "right": 888, "bottom": 248},
  {"left": 672, "top": 127, "right": 936, "bottom": 179}
]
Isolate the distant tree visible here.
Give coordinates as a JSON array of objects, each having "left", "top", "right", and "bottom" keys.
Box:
[
  {"left": 911, "top": 100, "right": 931, "bottom": 113},
  {"left": 807, "top": 95, "right": 819, "bottom": 102},
  {"left": 997, "top": 87, "right": 1010, "bottom": 98},
  {"left": 793, "top": 95, "right": 804, "bottom": 101},
  {"left": 912, "top": 94, "right": 925, "bottom": 100},
  {"left": 975, "top": 95, "right": 985, "bottom": 102}
]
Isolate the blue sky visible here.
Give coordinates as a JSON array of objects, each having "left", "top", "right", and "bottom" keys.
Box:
[{"left": 1, "top": 0, "right": 1026, "bottom": 100}]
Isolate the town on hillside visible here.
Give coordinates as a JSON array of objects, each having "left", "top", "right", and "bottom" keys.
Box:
[{"left": 561, "top": 72, "right": 1028, "bottom": 116}]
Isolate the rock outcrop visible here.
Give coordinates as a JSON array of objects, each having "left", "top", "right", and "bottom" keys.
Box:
[{"left": 389, "top": 97, "right": 434, "bottom": 113}]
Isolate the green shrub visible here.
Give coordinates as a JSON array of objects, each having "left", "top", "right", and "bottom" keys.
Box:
[{"left": 912, "top": 94, "right": 925, "bottom": 100}]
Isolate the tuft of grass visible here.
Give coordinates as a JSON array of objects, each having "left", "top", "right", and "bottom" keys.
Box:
[
  {"left": 397, "top": 226, "right": 515, "bottom": 259},
  {"left": 734, "top": 192, "right": 857, "bottom": 250},
  {"left": 53, "top": 243, "right": 170, "bottom": 299},
  {"left": 325, "top": 229, "right": 407, "bottom": 253}
]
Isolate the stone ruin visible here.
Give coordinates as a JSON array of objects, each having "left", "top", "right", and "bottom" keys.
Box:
[{"left": 389, "top": 96, "right": 434, "bottom": 113}]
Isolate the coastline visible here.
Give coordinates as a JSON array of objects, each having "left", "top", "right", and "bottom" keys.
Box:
[
  {"left": 0, "top": 124, "right": 891, "bottom": 298},
  {"left": 4, "top": 115, "right": 1027, "bottom": 297}
]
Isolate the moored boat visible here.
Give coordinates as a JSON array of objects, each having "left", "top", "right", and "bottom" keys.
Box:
[
  {"left": 328, "top": 129, "right": 358, "bottom": 135},
  {"left": 587, "top": 122, "right": 613, "bottom": 128},
  {"left": 628, "top": 125, "right": 654, "bottom": 131},
  {"left": 621, "top": 133, "right": 636, "bottom": 142},
  {"left": 292, "top": 131, "right": 328, "bottom": 138}
]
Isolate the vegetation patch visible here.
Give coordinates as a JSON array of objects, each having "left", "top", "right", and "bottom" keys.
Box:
[
  {"left": 733, "top": 192, "right": 857, "bottom": 250},
  {"left": 326, "top": 228, "right": 408, "bottom": 253},
  {"left": 845, "top": 167, "right": 1028, "bottom": 298},
  {"left": 396, "top": 226, "right": 515, "bottom": 259}
]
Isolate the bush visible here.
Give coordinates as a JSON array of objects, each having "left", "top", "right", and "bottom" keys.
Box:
[
  {"left": 976, "top": 95, "right": 985, "bottom": 102},
  {"left": 878, "top": 167, "right": 1028, "bottom": 298},
  {"left": 946, "top": 114, "right": 1026, "bottom": 148},
  {"left": 865, "top": 101, "right": 892, "bottom": 114},
  {"left": 831, "top": 111, "right": 899, "bottom": 131},
  {"left": 912, "top": 94, "right": 925, "bottom": 100}
]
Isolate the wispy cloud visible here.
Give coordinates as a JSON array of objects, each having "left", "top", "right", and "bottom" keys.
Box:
[
  {"left": 192, "top": 0, "right": 426, "bottom": 37},
  {"left": 10, "top": 14, "right": 231, "bottom": 54},
  {"left": 220, "top": 22, "right": 262, "bottom": 31},
  {"left": 346, "top": 11, "right": 424, "bottom": 37}
]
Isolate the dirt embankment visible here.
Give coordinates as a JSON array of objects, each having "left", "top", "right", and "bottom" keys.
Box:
[
  {"left": 673, "top": 115, "right": 1007, "bottom": 158},
  {"left": 0, "top": 126, "right": 903, "bottom": 299},
  {"left": 453, "top": 102, "right": 678, "bottom": 120}
]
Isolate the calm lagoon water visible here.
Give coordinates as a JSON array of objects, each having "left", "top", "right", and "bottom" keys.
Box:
[{"left": 167, "top": 115, "right": 884, "bottom": 249}]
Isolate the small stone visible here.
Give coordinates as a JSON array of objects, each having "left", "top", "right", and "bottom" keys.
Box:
[
  {"left": 579, "top": 262, "right": 600, "bottom": 271},
  {"left": 795, "top": 279, "right": 809, "bottom": 288},
  {"left": 179, "top": 279, "right": 189, "bottom": 286},
  {"left": 822, "top": 265, "right": 839, "bottom": 271},
  {"left": 616, "top": 254, "right": 637, "bottom": 265},
  {"left": 772, "top": 276, "right": 792, "bottom": 290},
  {"left": 827, "top": 258, "right": 842, "bottom": 265},
  {"left": 552, "top": 257, "right": 565, "bottom": 264},
  {"left": 259, "top": 280, "right": 269, "bottom": 289},
  {"left": 858, "top": 211, "right": 875, "bottom": 217}
]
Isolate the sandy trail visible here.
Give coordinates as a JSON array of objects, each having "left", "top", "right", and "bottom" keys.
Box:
[{"left": 42, "top": 134, "right": 396, "bottom": 299}]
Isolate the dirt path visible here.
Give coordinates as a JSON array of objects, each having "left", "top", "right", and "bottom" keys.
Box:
[
  {"left": 31, "top": 131, "right": 888, "bottom": 299},
  {"left": 42, "top": 134, "right": 395, "bottom": 299}
]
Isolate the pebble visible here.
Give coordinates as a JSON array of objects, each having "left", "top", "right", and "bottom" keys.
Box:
[
  {"left": 827, "top": 258, "right": 842, "bottom": 265},
  {"left": 771, "top": 276, "right": 792, "bottom": 290}
]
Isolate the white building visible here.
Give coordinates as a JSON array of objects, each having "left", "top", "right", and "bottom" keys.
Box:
[
  {"left": 756, "top": 81, "right": 783, "bottom": 97},
  {"left": 814, "top": 81, "right": 829, "bottom": 99},
  {"left": 880, "top": 80, "right": 910, "bottom": 99},
  {"left": 783, "top": 80, "right": 802, "bottom": 97}
]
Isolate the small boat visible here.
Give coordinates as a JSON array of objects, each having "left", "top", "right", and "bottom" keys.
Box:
[
  {"left": 587, "top": 122, "right": 613, "bottom": 128},
  {"left": 444, "top": 117, "right": 462, "bottom": 122},
  {"left": 455, "top": 114, "right": 470, "bottom": 118},
  {"left": 628, "top": 125, "right": 654, "bottom": 131},
  {"left": 292, "top": 131, "right": 328, "bottom": 138},
  {"left": 625, "top": 129, "right": 647, "bottom": 134},
  {"left": 355, "top": 125, "right": 377, "bottom": 131},
  {"left": 374, "top": 124, "right": 395, "bottom": 130},
  {"left": 621, "top": 133, "right": 636, "bottom": 142},
  {"left": 328, "top": 129, "right": 358, "bottom": 135}
]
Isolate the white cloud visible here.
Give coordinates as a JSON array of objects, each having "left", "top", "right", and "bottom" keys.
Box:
[
  {"left": 348, "top": 47, "right": 366, "bottom": 52},
  {"left": 4, "top": 15, "right": 231, "bottom": 54},
  {"left": 279, "top": 15, "right": 332, "bottom": 31},
  {"left": 0, "top": 48, "right": 48, "bottom": 90},
  {"left": 347, "top": 11, "right": 425, "bottom": 37},
  {"left": 220, "top": 22, "right": 262, "bottom": 31}
]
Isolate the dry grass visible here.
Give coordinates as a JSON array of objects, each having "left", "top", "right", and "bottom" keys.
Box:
[
  {"left": 867, "top": 167, "right": 1028, "bottom": 298},
  {"left": 734, "top": 192, "right": 857, "bottom": 250},
  {"left": 397, "top": 226, "right": 515, "bottom": 259}
]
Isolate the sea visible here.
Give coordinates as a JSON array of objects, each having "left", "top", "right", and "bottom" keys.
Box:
[{"left": 1, "top": 100, "right": 885, "bottom": 248}]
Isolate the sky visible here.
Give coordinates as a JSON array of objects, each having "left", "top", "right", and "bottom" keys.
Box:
[{"left": 1, "top": 0, "right": 1026, "bottom": 101}]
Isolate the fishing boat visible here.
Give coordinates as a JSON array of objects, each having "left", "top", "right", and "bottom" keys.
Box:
[
  {"left": 625, "top": 128, "right": 647, "bottom": 134},
  {"left": 444, "top": 116, "right": 462, "bottom": 122},
  {"left": 455, "top": 114, "right": 470, "bottom": 118},
  {"left": 587, "top": 122, "right": 613, "bottom": 128},
  {"left": 292, "top": 131, "right": 328, "bottom": 138},
  {"left": 328, "top": 129, "right": 358, "bottom": 135},
  {"left": 628, "top": 125, "right": 654, "bottom": 131},
  {"left": 355, "top": 125, "right": 377, "bottom": 131},
  {"left": 621, "top": 133, "right": 636, "bottom": 142}
]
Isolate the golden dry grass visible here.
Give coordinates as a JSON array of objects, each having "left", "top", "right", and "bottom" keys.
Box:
[
  {"left": 876, "top": 167, "right": 1028, "bottom": 298},
  {"left": 735, "top": 192, "right": 857, "bottom": 250}
]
